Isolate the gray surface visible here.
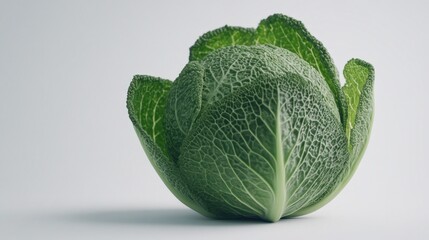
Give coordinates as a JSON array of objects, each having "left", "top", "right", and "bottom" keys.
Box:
[{"left": 1, "top": 0, "right": 428, "bottom": 239}]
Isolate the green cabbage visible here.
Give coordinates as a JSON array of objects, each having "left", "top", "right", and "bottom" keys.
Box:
[{"left": 127, "top": 14, "right": 374, "bottom": 222}]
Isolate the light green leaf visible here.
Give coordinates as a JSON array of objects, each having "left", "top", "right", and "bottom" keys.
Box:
[
  {"left": 178, "top": 73, "right": 349, "bottom": 222},
  {"left": 127, "top": 75, "right": 213, "bottom": 217},
  {"left": 127, "top": 75, "right": 171, "bottom": 155},
  {"left": 189, "top": 26, "right": 255, "bottom": 61},
  {"left": 189, "top": 14, "right": 348, "bottom": 126},
  {"left": 343, "top": 59, "right": 375, "bottom": 171},
  {"left": 164, "top": 62, "right": 204, "bottom": 160}
]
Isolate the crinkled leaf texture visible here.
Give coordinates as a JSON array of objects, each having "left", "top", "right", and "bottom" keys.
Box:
[
  {"left": 190, "top": 14, "right": 348, "bottom": 128},
  {"left": 179, "top": 73, "right": 349, "bottom": 221},
  {"left": 127, "top": 13, "right": 374, "bottom": 222},
  {"left": 127, "top": 76, "right": 213, "bottom": 217}
]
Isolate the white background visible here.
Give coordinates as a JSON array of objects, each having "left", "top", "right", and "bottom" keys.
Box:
[{"left": 1, "top": 0, "right": 428, "bottom": 239}]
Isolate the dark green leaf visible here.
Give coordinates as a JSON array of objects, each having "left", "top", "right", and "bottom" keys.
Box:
[
  {"left": 178, "top": 73, "right": 348, "bottom": 221},
  {"left": 292, "top": 59, "right": 374, "bottom": 216},
  {"left": 256, "top": 14, "right": 348, "bottom": 127},
  {"left": 164, "top": 62, "right": 204, "bottom": 160},
  {"left": 127, "top": 75, "right": 213, "bottom": 217}
]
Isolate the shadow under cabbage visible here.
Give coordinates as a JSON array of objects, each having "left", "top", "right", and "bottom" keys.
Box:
[{"left": 53, "top": 207, "right": 309, "bottom": 226}]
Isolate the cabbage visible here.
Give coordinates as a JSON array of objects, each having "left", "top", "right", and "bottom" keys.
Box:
[{"left": 127, "top": 14, "right": 374, "bottom": 222}]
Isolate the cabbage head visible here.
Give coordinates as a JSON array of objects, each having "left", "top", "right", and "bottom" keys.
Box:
[{"left": 127, "top": 14, "right": 374, "bottom": 222}]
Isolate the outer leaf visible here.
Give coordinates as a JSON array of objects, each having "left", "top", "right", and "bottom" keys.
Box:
[
  {"left": 127, "top": 75, "right": 212, "bottom": 217},
  {"left": 256, "top": 14, "right": 347, "bottom": 126},
  {"left": 127, "top": 76, "right": 171, "bottom": 155},
  {"left": 178, "top": 73, "right": 349, "bottom": 222},
  {"left": 164, "top": 62, "right": 204, "bottom": 160},
  {"left": 343, "top": 59, "right": 375, "bottom": 145},
  {"left": 189, "top": 26, "right": 255, "bottom": 61},
  {"left": 292, "top": 59, "right": 374, "bottom": 217},
  {"left": 189, "top": 14, "right": 348, "bottom": 126},
  {"left": 343, "top": 59, "right": 375, "bottom": 175}
]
